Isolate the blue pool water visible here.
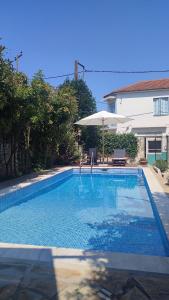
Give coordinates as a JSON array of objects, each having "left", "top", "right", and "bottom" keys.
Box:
[{"left": 0, "top": 168, "right": 168, "bottom": 256}]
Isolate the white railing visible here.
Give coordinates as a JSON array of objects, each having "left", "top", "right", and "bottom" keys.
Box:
[
  {"left": 79, "top": 152, "right": 94, "bottom": 173},
  {"left": 79, "top": 156, "right": 83, "bottom": 173},
  {"left": 91, "top": 151, "right": 94, "bottom": 173}
]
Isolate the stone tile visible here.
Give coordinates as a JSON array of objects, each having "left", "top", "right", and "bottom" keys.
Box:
[
  {"left": 16, "top": 289, "right": 45, "bottom": 300},
  {"left": 0, "top": 257, "right": 168, "bottom": 300},
  {"left": 0, "top": 263, "right": 27, "bottom": 281},
  {"left": 21, "top": 277, "right": 57, "bottom": 299},
  {"left": 38, "top": 248, "right": 53, "bottom": 263},
  {"left": 59, "top": 284, "right": 99, "bottom": 300},
  {"left": 143, "top": 167, "right": 169, "bottom": 243},
  {"left": 120, "top": 287, "right": 149, "bottom": 300},
  {"left": 30, "top": 262, "right": 54, "bottom": 275},
  {"left": 20, "top": 264, "right": 57, "bottom": 299},
  {"left": 0, "top": 282, "right": 19, "bottom": 300},
  {"left": 56, "top": 268, "right": 83, "bottom": 280},
  {"left": 2, "top": 248, "right": 40, "bottom": 261}
]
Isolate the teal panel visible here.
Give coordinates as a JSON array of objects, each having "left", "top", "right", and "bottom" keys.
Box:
[{"left": 147, "top": 152, "right": 167, "bottom": 165}]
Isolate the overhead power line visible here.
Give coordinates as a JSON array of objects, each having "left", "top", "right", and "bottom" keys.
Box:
[
  {"left": 45, "top": 71, "right": 84, "bottom": 80},
  {"left": 44, "top": 67, "right": 169, "bottom": 80},
  {"left": 86, "top": 69, "right": 169, "bottom": 74}
]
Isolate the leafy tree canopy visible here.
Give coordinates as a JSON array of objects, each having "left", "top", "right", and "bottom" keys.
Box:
[
  {"left": 0, "top": 44, "right": 79, "bottom": 178},
  {"left": 61, "top": 79, "right": 99, "bottom": 151}
]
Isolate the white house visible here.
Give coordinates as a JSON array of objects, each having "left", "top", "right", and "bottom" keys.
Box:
[{"left": 104, "top": 78, "right": 169, "bottom": 164}]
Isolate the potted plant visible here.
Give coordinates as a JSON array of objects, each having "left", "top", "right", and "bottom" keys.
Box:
[{"left": 139, "top": 157, "right": 147, "bottom": 166}]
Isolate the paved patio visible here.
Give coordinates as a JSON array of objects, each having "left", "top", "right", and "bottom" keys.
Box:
[{"left": 0, "top": 253, "right": 169, "bottom": 300}]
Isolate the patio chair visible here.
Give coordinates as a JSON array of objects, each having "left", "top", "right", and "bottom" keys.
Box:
[
  {"left": 87, "top": 148, "right": 97, "bottom": 164},
  {"left": 112, "top": 149, "right": 127, "bottom": 166}
]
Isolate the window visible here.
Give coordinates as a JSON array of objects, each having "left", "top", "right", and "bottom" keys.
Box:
[
  {"left": 153, "top": 97, "right": 169, "bottom": 115},
  {"left": 148, "top": 140, "right": 161, "bottom": 153},
  {"left": 108, "top": 101, "right": 116, "bottom": 113}
]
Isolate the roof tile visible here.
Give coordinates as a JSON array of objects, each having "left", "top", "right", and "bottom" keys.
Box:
[{"left": 104, "top": 78, "right": 169, "bottom": 98}]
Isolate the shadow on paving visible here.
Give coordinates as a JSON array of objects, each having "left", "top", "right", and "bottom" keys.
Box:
[
  {"left": 1, "top": 245, "right": 168, "bottom": 300},
  {"left": 0, "top": 247, "right": 59, "bottom": 300},
  {"left": 67, "top": 263, "right": 169, "bottom": 300},
  {"left": 0, "top": 243, "right": 169, "bottom": 299},
  {"left": 62, "top": 252, "right": 169, "bottom": 300}
]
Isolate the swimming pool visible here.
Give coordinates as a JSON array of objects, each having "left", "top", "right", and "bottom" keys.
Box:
[{"left": 0, "top": 168, "right": 168, "bottom": 256}]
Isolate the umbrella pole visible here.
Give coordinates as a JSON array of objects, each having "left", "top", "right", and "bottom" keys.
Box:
[{"left": 102, "top": 119, "right": 104, "bottom": 164}]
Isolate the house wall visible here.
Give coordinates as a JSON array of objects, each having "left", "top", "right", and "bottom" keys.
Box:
[
  {"left": 105, "top": 89, "right": 169, "bottom": 164},
  {"left": 106, "top": 90, "right": 169, "bottom": 131}
]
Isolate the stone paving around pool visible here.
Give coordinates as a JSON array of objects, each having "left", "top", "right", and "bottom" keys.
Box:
[
  {"left": 143, "top": 167, "right": 169, "bottom": 244},
  {"left": 0, "top": 166, "right": 71, "bottom": 197},
  {"left": 0, "top": 255, "right": 169, "bottom": 300}
]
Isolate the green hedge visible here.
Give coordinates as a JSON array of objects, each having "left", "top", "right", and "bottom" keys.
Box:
[{"left": 100, "top": 132, "right": 138, "bottom": 158}]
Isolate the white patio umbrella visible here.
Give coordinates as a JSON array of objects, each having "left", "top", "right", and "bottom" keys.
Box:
[{"left": 75, "top": 110, "right": 132, "bottom": 163}]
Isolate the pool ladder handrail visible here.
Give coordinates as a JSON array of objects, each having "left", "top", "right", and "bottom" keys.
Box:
[
  {"left": 79, "top": 152, "right": 94, "bottom": 173},
  {"left": 91, "top": 151, "right": 94, "bottom": 173},
  {"left": 79, "top": 155, "right": 84, "bottom": 173}
]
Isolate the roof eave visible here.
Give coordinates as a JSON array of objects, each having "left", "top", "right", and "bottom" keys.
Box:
[
  {"left": 103, "top": 95, "right": 116, "bottom": 101},
  {"left": 104, "top": 87, "right": 169, "bottom": 99}
]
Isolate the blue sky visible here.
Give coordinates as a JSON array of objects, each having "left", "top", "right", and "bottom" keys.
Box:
[{"left": 1, "top": 0, "right": 169, "bottom": 110}]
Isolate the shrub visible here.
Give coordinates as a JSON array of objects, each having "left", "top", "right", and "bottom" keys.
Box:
[
  {"left": 99, "top": 132, "right": 138, "bottom": 158},
  {"left": 155, "top": 160, "right": 168, "bottom": 173}
]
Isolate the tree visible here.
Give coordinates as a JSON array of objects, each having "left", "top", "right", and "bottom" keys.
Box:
[
  {"left": 0, "top": 45, "right": 32, "bottom": 176},
  {"left": 45, "top": 83, "right": 78, "bottom": 165},
  {"left": 1, "top": 41, "right": 104, "bottom": 179},
  {"left": 30, "top": 71, "right": 78, "bottom": 168},
  {"left": 61, "top": 79, "right": 99, "bottom": 151},
  {"left": 0, "top": 43, "right": 79, "bottom": 179}
]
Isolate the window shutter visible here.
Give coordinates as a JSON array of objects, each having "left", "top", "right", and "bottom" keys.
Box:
[{"left": 153, "top": 97, "right": 169, "bottom": 115}]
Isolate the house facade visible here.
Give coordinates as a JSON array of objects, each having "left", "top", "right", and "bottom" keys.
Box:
[{"left": 104, "top": 78, "right": 169, "bottom": 164}]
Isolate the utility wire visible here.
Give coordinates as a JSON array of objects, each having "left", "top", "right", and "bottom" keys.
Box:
[
  {"left": 86, "top": 69, "right": 169, "bottom": 74},
  {"left": 45, "top": 71, "right": 84, "bottom": 80},
  {"left": 44, "top": 68, "right": 169, "bottom": 80}
]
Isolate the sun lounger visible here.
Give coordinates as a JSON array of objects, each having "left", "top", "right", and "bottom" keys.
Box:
[{"left": 112, "top": 149, "right": 127, "bottom": 166}]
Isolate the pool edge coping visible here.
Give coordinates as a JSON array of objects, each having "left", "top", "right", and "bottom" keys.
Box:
[{"left": 142, "top": 167, "right": 169, "bottom": 250}]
